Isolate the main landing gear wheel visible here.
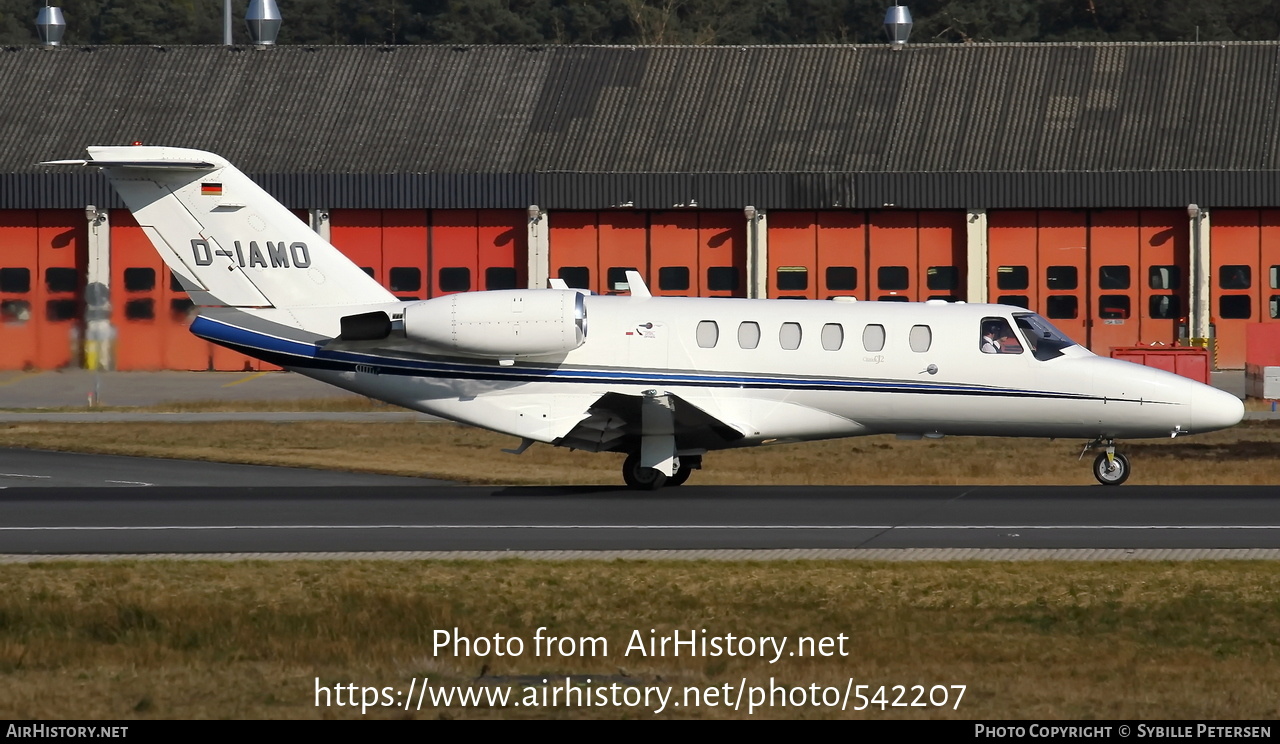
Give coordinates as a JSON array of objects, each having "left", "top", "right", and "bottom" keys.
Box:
[
  {"left": 667, "top": 464, "right": 693, "bottom": 487},
  {"left": 1092, "top": 452, "right": 1131, "bottom": 486},
  {"left": 622, "top": 452, "right": 668, "bottom": 490}
]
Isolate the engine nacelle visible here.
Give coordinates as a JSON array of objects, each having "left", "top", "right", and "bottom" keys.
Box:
[{"left": 402, "top": 289, "right": 587, "bottom": 358}]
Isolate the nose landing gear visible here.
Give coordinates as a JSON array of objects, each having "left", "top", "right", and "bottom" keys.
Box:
[{"left": 1082, "top": 438, "right": 1130, "bottom": 486}]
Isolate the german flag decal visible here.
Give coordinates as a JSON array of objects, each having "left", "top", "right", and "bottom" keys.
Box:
[{"left": 201, "top": 182, "right": 223, "bottom": 196}]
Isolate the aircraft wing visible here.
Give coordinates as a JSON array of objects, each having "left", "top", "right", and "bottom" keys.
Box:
[{"left": 553, "top": 391, "right": 744, "bottom": 453}]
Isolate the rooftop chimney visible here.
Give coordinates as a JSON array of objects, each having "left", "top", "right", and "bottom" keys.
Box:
[
  {"left": 36, "top": 5, "right": 66, "bottom": 47},
  {"left": 245, "top": 0, "right": 282, "bottom": 46},
  {"left": 883, "top": 5, "right": 913, "bottom": 50}
]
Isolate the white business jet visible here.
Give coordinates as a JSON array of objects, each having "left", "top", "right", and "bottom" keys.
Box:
[{"left": 46, "top": 147, "right": 1244, "bottom": 488}]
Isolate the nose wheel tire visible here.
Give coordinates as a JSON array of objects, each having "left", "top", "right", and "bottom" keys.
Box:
[
  {"left": 1092, "top": 452, "right": 1131, "bottom": 486},
  {"left": 622, "top": 452, "right": 668, "bottom": 490}
]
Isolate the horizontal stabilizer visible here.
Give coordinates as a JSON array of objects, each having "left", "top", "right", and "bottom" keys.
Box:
[{"left": 41, "top": 159, "right": 215, "bottom": 170}]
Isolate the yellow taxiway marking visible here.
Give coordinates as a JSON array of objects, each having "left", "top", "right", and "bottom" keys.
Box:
[
  {"left": 0, "top": 371, "right": 46, "bottom": 387},
  {"left": 221, "top": 371, "right": 270, "bottom": 388}
]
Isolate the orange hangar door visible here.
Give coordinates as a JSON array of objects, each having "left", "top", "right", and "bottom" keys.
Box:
[
  {"left": 1087, "top": 211, "right": 1142, "bottom": 355},
  {"left": 0, "top": 211, "right": 40, "bottom": 370}
]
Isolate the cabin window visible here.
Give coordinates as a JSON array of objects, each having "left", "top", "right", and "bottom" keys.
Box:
[
  {"left": 1150, "top": 295, "right": 1180, "bottom": 319},
  {"left": 389, "top": 267, "right": 421, "bottom": 293},
  {"left": 607, "top": 267, "right": 638, "bottom": 292},
  {"left": 1098, "top": 295, "right": 1130, "bottom": 319},
  {"left": 1045, "top": 295, "right": 1078, "bottom": 319},
  {"left": 927, "top": 266, "right": 958, "bottom": 290},
  {"left": 696, "top": 320, "right": 719, "bottom": 348},
  {"left": 707, "top": 267, "right": 739, "bottom": 292},
  {"left": 821, "top": 323, "right": 843, "bottom": 351},
  {"left": 438, "top": 267, "right": 471, "bottom": 292},
  {"left": 45, "top": 300, "right": 77, "bottom": 322},
  {"left": 1045, "top": 266, "right": 1077, "bottom": 290},
  {"left": 557, "top": 266, "right": 590, "bottom": 290},
  {"left": 1149, "top": 265, "right": 1181, "bottom": 290},
  {"left": 485, "top": 267, "right": 518, "bottom": 290},
  {"left": 996, "top": 295, "right": 1030, "bottom": 309},
  {"left": 0, "top": 268, "right": 30, "bottom": 294},
  {"left": 1, "top": 300, "right": 30, "bottom": 323},
  {"left": 738, "top": 321, "right": 761, "bottom": 349},
  {"left": 826, "top": 266, "right": 858, "bottom": 291},
  {"left": 123, "top": 268, "right": 155, "bottom": 292},
  {"left": 1098, "top": 265, "right": 1130, "bottom": 290},
  {"left": 660, "top": 267, "right": 690, "bottom": 292},
  {"left": 1219, "top": 295, "right": 1251, "bottom": 319},
  {"left": 1220, "top": 265, "right": 1251, "bottom": 290},
  {"left": 779, "top": 322, "right": 802, "bottom": 350},
  {"left": 776, "top": 267, "right": 808, "bottom": 291},
  {"left": 980, "top": 317, "right": 1021, "bottom": 354},
  {"left": 360, "top": 267, "right": 375, "bottom": 279},
  {"left": 997, "top": 266, "right": 1028, "bottom": 290},
  {"left": 125, "top": 298, "right": 154, "bottom": 321},
  {"left": 878, "top": 266, "right": 909, "bottom": 290},
  {"left": 45, "top": 268, "right": 78, "bottom": 293},
  {"left": 862, "top": 324, "right": 885, "bottom": 352},
  {"left": 909, "top": 325, "right": 932, "bottom": 352}
]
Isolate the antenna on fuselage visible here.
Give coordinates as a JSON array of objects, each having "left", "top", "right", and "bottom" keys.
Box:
[{"left": 625, "top": 270, "right": 651, "bottom": 298}]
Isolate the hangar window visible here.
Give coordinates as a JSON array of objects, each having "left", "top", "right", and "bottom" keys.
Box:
[
  {"left": 826, "top": 266, "right": 858, "bottom": 291},
  {"left": 123, "top": 268, "right": 155, "bottom": 292},
  {"left": 1045, "top": 266, "right": 1078, "bottom": 290},
  {"left": 485, "top": 267, "right": 519, "bottom": 290},
  {"left": 558, "top": 266, "right": 590, "bottom": 290},
  {"left": 360, "top": 267, "right": 375, "bottom": 279},
  {"left": 927, "top": 266, "right": 958, "bottom": 291},
  {"left": 1098, "top": 265, "right": 1130, "bottom": 290},
  {"left": 779, "top": 322, "right": 802, "bottom": 350},
  {"left": 928, "top": 295, "right": 958, "bottom": 302},
  {"left": 45, "top": 268, "right": 78, "bottom": 293},
  {"left": 776, "top": 267, "right": 808, "bottom": 291},
  {"left": 0, "top": 268, "right": 30, "bottom": 294},
  {"left": 1219, "top": 265, "right": 1251, "bottom": 290},
  {"left": 1271, "top": 266, "right": 1280, "bottom": 289},
  {"left": 389, "top": 267, "right": 421, "bottom": 293},
  {"left": 821, "top": 323, "right": 843, "bottom": 351},
  {"left": 1271, "top": 296, "right": 1280, "bottom": 319},
  {"left": 1219, "top": 295, "right": 1251, "bottom": 319},
  {"left": 170, "top": 298, "right": 196, "bottom": 321},
  {"left": 909, "top": 325, "right": 932, "bottom": 353},
  {"left": 125, "top": 298, "right": 154, "bottom": 321},
  {"left": 707, "top": 267, "right": 739, "bottom": 292},
  {"left": 1098, "top": 295, "right": 1130, "bottom": 319},
  {"left": 878, "top": 295, "right": 909, "bottom": 302},
  {"left": 1, "top": 299, "right": 30, "bottom": 323},
  {"left": 738, "top": 321, "right": 761, "bottom": 349},
  {"left": 996, "top": 295, "right": 1030, "bottom": 309},
  {"left": 607, "top": 267, "right": 638, "bottom": 292},
  {"left": 862, "top": 324, "right": 885, "bottom": 352},
  {"left": 45, "top": 299, "right": 77, "bottom": 322},
  {"left": 1149, "top": 265, "right": 1181, "bottom": 290},
  {"left": 996, "top": 266, "right": 1028, "bottom": 290},
  {"left": 659, "top": 266, "right": 690, "bottom": 292},
  {"left": 438, "top": 267, "right": 471, "bottom": 292},
  {"left": 170, "top": 271, "right": 187, "bottom": 292},
  {"left": 696, "top": 320, "right": 719, "bottom": 348},
  {"left": 1149, "top": 295, "right": 1180, "bottom": 319},
  {"left": 1045, "top": 295, "right": 1078, "bottom": 319},
  {"left": 878, "top": 266, "right": 909, "bottom": 290}
]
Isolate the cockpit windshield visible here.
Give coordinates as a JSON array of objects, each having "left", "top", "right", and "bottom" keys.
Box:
[{"left": 1013, "top": 313, "right": 1079, "bottom": 361}]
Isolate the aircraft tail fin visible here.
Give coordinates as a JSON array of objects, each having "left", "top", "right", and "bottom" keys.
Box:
[{"left": 46, "top": 146, "right": 394, "bottom": 309}]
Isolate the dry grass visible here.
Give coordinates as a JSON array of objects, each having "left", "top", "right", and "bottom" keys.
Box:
[
  {"left": 0, "top": 397, "right": 387, "bottom": 414},
  {"left": 0, "top": 420, "right": 1276, "bottom": 485},
  {"left": 0, "top": 561, "right": 1278, "bottom": 719}
]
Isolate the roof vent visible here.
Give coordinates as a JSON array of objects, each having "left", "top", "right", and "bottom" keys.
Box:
[
  {"left": 883, "top": 5, "right": 912, "bottom": 50},
  {"left": 245, "top": 0, "right": 282, "bottom": 46},
  {"left": 36, "top": 5, "right": 66, "bottom": 47}
]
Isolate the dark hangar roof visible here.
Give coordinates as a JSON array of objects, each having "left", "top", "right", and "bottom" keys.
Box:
[{"left": 5, "top": 43, "right": 1280, "bottom": 209}]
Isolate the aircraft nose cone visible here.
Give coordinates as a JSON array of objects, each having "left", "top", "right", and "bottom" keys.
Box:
[{"left": 1191, "top": 385, "right": 1245, "bottom": 433}]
